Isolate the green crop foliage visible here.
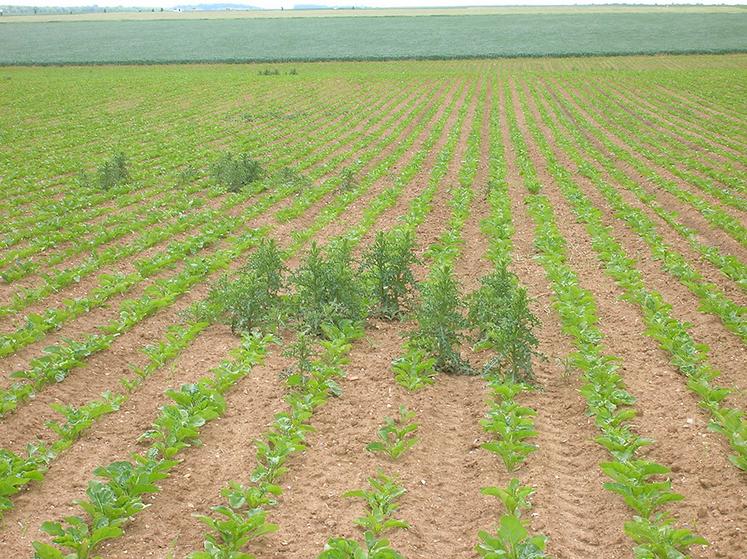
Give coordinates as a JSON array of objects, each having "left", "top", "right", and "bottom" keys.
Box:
[
  {"left": 344, "top": 472, "right": 409, "bottom": 536},
  {"left": 366, "top": 406, "right": 419, "bottom": 460},
  {"left": 625, "top": 514, "right": 709, "bottom": 559},
  {"left": 391, "top": 350, "right": 437, "bottom": 391},
  {"left": 2, "top": 11, "right": 746, "bottom": 65},
  {"left": 319, "top": 531, "right": 403, "bottom": 559},
  {"left": 476, "top": 480, "right": 548, "bottom": 559},
  {"left": 481, "top": 479, "right": 535, "bottom": 518},
  {"left": 481, "top": 381, "right": 538, "bottom": 472}
]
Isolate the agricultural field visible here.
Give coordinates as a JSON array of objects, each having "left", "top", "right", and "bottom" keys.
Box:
[
  {"left": 0, "top": 52, "right": 745, "bottom": 559},
  {"left": 0, "top": 7, "right": 746, "bottom": 64}
]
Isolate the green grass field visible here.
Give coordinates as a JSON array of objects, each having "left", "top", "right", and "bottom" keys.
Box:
[{"left": 0, "top": 9, "right": 745, "bottom": 65}]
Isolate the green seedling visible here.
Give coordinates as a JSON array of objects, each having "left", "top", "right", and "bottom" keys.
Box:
[
  {"left": 476, "top": 514, "right": 548, "bottom": 559},
  {"left": 481, "top": 479, "right": 535, "bottom": 518},
  {"left": 481, "top": 398, "right": 538, "bottom": 472},
  {"left": 601, "top": 460, "right": 684, "bottom": 519},
  {"left": 392, "top": 349, "right": 436, "bottom": 391},
  {"left": 190, "top": 506, "right": 277, "bottom": 559},
  {"left": 319, "top": 531, "right": 404, "bottom": 559},
  {"left": 366, "top": 406, "right": 419, "bottom": 460},
  {"left": 344, "top": 472, "right": 409, "bottom": 536},
  {"left": 625, "top": 514, "right": 708, "bottom": 559}
]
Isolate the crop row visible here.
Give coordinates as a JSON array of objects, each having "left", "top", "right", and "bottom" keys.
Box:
[
  {"left": 506, "top": 80, "right": 709, "bottom": 557},
  {"left": 516, "top": 81, "right": 747, "bottom": 471},
  {"left": 0, "top": 76, "right": 408, "bottom": 272}
]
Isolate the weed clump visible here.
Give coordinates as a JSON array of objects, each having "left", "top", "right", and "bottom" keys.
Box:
[
  {"left": 469, "top": 270, "right": 542, "bottom": 383},
  {"left": 360, "top": 230, "right": 418, "bottom": 320},
  {"left": 79, "top": 152, "right": 129, "bottom": 190},
  {"left": 211, "top": 152, "right": 263, "bottom": 193},
  {"left": 290, "top": 241, "right": 367, "bottom": 336},
  {"left": 409, "top": 264, "right": 472, "bottom": 375},
  {"left": 198, "top": 239, "right": 286, "bottom": 333}
]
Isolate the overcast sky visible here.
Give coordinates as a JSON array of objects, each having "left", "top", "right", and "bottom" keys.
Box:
[{"left": 5, "top": 1, "right": 745, "bottom": 9}]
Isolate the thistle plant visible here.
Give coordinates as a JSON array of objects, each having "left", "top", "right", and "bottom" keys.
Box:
[
  {"left": 360, "top": 230, "right": 418, "bottom": 320},
  {"left": 409, "top": 264, "right": 471, "bottom": 375},
  {"left": 211, "top": 152, "right": 263, "bottom": 193},
  {"left": 200, "top": 239, "right": 286, "bottom": 333},
  {"left": 469, "top": 270, "right": 542, "bottom": 383},
  {"left": 291, "top": 242, "right": 367, "bottom": 336}
]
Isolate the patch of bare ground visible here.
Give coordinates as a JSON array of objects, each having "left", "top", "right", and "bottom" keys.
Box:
[
  {"left": 521, "top": 80, "right": 747, "bottom": 407},
  {"left": 501, "top": 82, "right": 630, "bottom": 559},
  {"left": 513, "top": 79, "right": 747, "bottom": 559},
  {"left": 543, "top": 81, "right": 747, "bottom": 265},
  {"left": 549, "top": 79, "right": 746, "bottom": 224}
]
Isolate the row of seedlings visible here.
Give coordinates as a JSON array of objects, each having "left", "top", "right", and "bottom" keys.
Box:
[
  {"left": 0, "top": 74, "right": 448, "bottom": 417},
  {"left": 506, "top": 80, "right": 710, "bottom": 557},
  {"left": 517, "top": 81, "right": 747, "bottom": 472},
  {"left": 524, "top": 81, "right": 746, "bottom": 341},
  {"left": 530, "top": 80, "right": 747, "bottom": 292}
]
